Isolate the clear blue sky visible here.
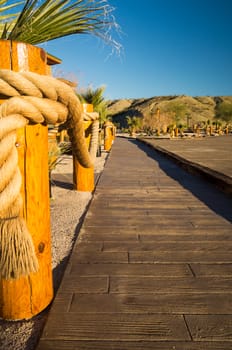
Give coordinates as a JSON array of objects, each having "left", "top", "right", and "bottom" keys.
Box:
[{"left": 41, "top": 0, "right": 232, "bottom": 100}]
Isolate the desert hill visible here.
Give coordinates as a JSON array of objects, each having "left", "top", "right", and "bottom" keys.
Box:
[{"left": 107, "top": 95, "right": 232, "bottom": 130}]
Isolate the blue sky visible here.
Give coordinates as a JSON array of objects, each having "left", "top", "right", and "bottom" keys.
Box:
[{"left": 40, "top": 0, "right": 232, "bottom": 100}]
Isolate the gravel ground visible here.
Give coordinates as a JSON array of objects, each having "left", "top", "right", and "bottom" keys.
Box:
[{"left": 0, "top": 151, "right": 107, "bottom": 350}]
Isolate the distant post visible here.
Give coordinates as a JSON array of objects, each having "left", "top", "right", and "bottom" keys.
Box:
[{"left": 73, "top": 104, "right": 95, "bottom": 192}]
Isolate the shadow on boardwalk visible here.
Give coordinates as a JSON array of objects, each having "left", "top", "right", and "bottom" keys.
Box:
[{"left": 132, "top": 138, "right": 232, "bottom": 223}]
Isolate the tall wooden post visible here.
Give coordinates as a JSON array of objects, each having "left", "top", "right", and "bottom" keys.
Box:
[
  {"left": 73, "top": 104, "right": 95, "bottom": 192},
  {"left": 0, "top": 40, "right": 54, "bottom": 320}
]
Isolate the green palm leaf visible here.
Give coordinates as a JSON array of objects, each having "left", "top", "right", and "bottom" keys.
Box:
[
  {"left": 0, "top": 0, "right": 23, "bottom": 38},
  {"left": 1, "top": 0, "right": 121, "bottom": 53},
  {"left": 78, "top": 85, "right": 108, "bottom": 124}
]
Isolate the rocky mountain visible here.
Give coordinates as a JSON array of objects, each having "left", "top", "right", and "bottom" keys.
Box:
[{"left": 107, "top": 95, "right": 232, "bottom": 130}]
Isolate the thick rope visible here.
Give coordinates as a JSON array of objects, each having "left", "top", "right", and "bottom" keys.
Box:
[
  {"left": 0, "top": 69, "right": 99, "bottom": 279},
  {"left": 89, "top": 120, "right": 100, "bottom": 161}
]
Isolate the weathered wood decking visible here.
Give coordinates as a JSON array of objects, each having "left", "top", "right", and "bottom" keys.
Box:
[{"left": 37, "top": 137, "right": 232, "bottom": 350}]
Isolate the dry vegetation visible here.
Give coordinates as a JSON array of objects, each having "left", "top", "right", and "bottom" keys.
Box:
[{"left": 107, "top": 95, "right": 232, "bottom": 131}]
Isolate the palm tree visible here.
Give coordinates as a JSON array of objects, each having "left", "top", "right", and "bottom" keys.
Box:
[
  {"left": 0, "top": 0, "right": 121, "bottom": 53},
  {"left": 126, "top": 116, "right": 142, "bottom": 136},
  {"left": 77, "top": 85, "right": 108, "bottom": 125},
  {"left": 78, "top": 85, "right": 109, "bottom": 156},
  {"left": 0, "top": 0, "right": 22, "bottom": 36}
]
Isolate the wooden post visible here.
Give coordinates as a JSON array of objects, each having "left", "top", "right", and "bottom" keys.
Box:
[
  {"left": 174, "top": 127, "right": 179, "bottom": 137},
  {"left": 0, "top": 40, "right": 54, "bottom": 320},
  {"left": 104, "top": 122, "right": 113, "bottom": 151},
  {"left": 112, "top": 125, "right": 116, "bottom": 140},
  {"left": 73, "top": 104, "right": 95, "bottom": 192}
]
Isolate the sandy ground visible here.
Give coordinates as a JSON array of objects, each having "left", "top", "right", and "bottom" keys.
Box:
[{"left": 0, "top": 151, "right": 107, "bottom": 350}]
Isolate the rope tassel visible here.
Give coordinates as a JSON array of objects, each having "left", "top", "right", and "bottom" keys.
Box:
[
  {"left": 0, "top": 155, "right": 39, "bottom": 279},
  {"left": 0, "top": 215, "right": 39, "bottom": 280}
]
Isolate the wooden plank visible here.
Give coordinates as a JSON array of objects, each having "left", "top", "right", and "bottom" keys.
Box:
[
  {"left": 69, "top": 293, "right": 232, "bottom": 314},
  {"left": 90, "top": 201, "right": 204, "bottom": 209},
  {"left": 80, "top": 233, "right": 139, "bottom": 242},
  {"left": 69, "top": 263, "right": 191, "bottom": 276},
  {"left": 82, "top": 222, "right": 140, "bottom": 230},
  {"left": 84, "top": 216, "right": 231, "bottom": 228},
  {"left": 140, "top": 233, "right": 232, "bottom": 241},
  {"left": 40, "top": 313, "right": 190, "bottom": 341},
  {"left": 83, "top": 217, "right": 194, "bottom": 226},
  {"left": 191, "top": 264, "right": 232, "bottom": 276},
  {"left": 96, "top": 192, "right": 193, "bottom": 197},
  {"left": 102, "top": 241, "right": 232, "bottom": 252},
  {"left": 58, "top": 276, "right": 109, "bottom": 293},
  {"left": 87, "top": 205, "right": 230, "bottom": 218},
  {"left": 138, "top": 227, "right": 232, "bottom": 235},
  {"left": 129, "top": 251, "right": 232, "bottom": 263},
  {"left": 88, "top": 208, "right": 194, "bottom": 216},
  {"left": 186, "top": 315, "right": 232, "bottom": 341},
  {"left": 48, "top": 293, "right": 73, "bottom": 313},
  {"left": 80, "top": 226, "right": 138, "bottom": 235},
  {"left": 74, "top": 242, "right": 103, "bottom": 252},
  {"left": 109, "top": 276, "right": 232, "bottom": 294},
  {"left": 36, "top": 340, "right": 232, "bottom": 350},
  {"left": 70, "top": 251, "right": 128, "bottom": 264},
  {"left": 189, "top": 217, "right": 231, "bottom": 227},
  {"left": 94, "top": 192, "right": 198, "bottom": 199}
]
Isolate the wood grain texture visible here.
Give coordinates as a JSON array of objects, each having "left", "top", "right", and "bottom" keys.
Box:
[
  {"left": 37, "top": 137, "right": 232, "bottom": 349},
  {"left": 58, "top": 276, "right": 109, "bottom": 293},
  {"left": 69, "top": 263, "right": 192, "bottom": 276},
  {"left": 41, "top": 313, "right": 190, "bottom": 341},
  {"left": 129, "top": 250, "right": 232, "bottom": 263},
  {"left": 37, "top": 340, "right": 232, "bottom": 350},
  {"left": 70, "top": 251, "right": 129, "bottom": 264},
  {"left": 191, "top": 263, "right": 232, "bottom": 276},
  {"left": 109, "top": 276, "right": 232, "bottom": 294},
  {"left": 69, "top": 293, "right": 232, "bottom": 314},
  {"left": 186, "top": 315, "right": 232, "bottom": 341}
]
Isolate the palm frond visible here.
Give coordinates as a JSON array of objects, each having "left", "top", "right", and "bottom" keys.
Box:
[
  {"left": 77, "top": 85, "right": 108, "bottom": 123},
  {"left": 0, "top": 0, "right": 23, "bottom": 13},
  {"left": 3, "top": 0, "right": 121, "bottom": 53},
  {"left": 0, "top": 0, "right": 24, "bottom": 38},
  {"left": 79, "top": 86, "right": 106, "bottom": 106}
]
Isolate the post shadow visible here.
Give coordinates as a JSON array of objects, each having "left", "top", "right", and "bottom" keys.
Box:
[{"left": 128, "top": 138, "right": 232, "bottom": 223}]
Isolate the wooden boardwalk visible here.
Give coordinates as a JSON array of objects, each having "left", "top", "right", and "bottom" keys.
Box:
[
  {"left": 141, "top": 135, "right": 232, "bottom": 195},
  {"left": 37, "top": 137, "right": 232, "bottom": 350}
]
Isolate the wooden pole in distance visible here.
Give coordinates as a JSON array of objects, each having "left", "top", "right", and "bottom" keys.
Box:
[
  {"left": 104, "top": 122, "right": 114, "bottom": 151},
  {"left": 0, "top": 40, "right": 54, "bottom": 320},
  {"left": 73, "top": 104, "right": 95, "bottom": 192}
]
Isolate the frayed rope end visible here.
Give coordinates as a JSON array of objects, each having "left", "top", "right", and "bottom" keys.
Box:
[{"left": 0, "top": 217, "right": 39, "bottom": 280}]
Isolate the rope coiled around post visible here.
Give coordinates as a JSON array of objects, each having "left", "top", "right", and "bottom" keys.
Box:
[{"left": 0, "top": 69, "right": 99, "bottom": 279}]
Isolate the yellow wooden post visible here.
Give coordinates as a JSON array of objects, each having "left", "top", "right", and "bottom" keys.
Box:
[
  {"left": 104, "top": 122, "right": 114, "bottom": 151},
  {"left": 73, "top": 104, "right": 95, "bottom": 192},
  {"left": 174, "top": 127, "right": 179, "bottom": 137},
  {"left": 0, "top": 40, "right": 54, "bottom": 320},
  {"left": 112, "top": 125, "right": 116, "bottom": 140}
]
